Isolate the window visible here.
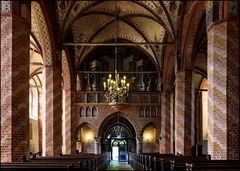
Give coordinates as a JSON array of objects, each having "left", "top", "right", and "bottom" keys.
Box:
[
  {"left": 145, "top": 107, "right": 150, "bottom": 117},
  {"left": 80, "top": 107, "right": 85, "bottom": 117},
  {"left": 92, "top": 107, "right": 97, "bottom": 117},
  {"left": 86, "top": 107, "right": 91, "bottom": 117},
  {"left": 139, "top": 106, "right": 144, "bottom": 117},
  {"left": 151, "top": 106, "right": 156, "bottom": 117}
]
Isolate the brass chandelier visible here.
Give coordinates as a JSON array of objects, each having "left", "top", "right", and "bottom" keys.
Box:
[
  {"left": 103, "top": 1, "right": 130, "bottom": 108},
  {"left": 103, "top": 73, "right": 129, "bottom": 103}
]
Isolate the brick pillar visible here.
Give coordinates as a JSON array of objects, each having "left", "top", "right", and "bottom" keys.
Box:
[
  {"left": 207, "top": 18, "right": 239, "bottom": 160},
  {"left": 42, "top": 67, "right": 62, "bottom": 156},
  {"left": 38, "top": 89, "right": 42, "bottom": 154},
  {"left": 94, "top": 137, "right": 101, "bottom": 154},
  {"left": 71, "top": 102, "right": 78, "bottom": 154},
  {"left": 62, "top": 88, "right": 72, "bottom": 154},
  {"left": 175, "top": 71, "right": 195, "bottom": 155},
  {"left": 136, "top": 137, "right": 142, "bottom": 154},
  {"left": 160, "top": 91, "right": 171, "bottom": 153},
  {"left": 1, "top": 13, "right": 30, "bottom": 161}
]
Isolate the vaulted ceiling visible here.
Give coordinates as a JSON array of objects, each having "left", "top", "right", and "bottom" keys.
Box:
[{"left": 55, "top": 1, "right": 181, "bottom": 69}]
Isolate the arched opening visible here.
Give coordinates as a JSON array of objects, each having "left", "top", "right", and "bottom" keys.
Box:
[
  {"left": 141, "top": 123, "right": 159, "bottom": 153},
  {"left": 29, "top": 35, "right": 43, "bottom": 155},
  {"left": 78, "top": 45, "right": 159, "bottom": 92},
  {"left": 31, "top": 1, "right": 60, "bottom": 156},
  {"left": 99, "top": 112, "right": 136, "bottom": 161},
  {"left": 75, "top": 123, "right": 95, "bottom": 154},
  {"left": 109, "top": 127, "right": 128, "bottom": 161},
  {"left": 29, "top": 76, "right": 40, "bottom": 154}
]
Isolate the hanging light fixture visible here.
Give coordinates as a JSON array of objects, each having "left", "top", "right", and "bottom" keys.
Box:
[{"left": 103, "top": 1, "right": 130, "bottom": 111}]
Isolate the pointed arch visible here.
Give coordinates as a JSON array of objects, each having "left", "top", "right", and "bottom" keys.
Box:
[
  {"left": 139, "top": 106, "right": 144, "bottom": 117},
  {"left": 181, "top": 1, "right": 206, "bottom": 69},
  {"left": 31, "top": 1, "right": 53, "bottom": 65},
  {"left": 62, "top": 49, "right": 73, "bottom": 154},
  {"left": 151, "top": 106, "right": 157, "bottom": 117},
  {"left": 62, "top": 49, "right": 72, "bottom": 90},
  {"left": 79, "top": 107, "right": 85, "bottom": 117},
  {"left": 74, "top": 122, "right": 97, "bottom": 140},
  {"left": 86, "top": 107, "right": 91, "bottom": 117},
  {"left": 74, "top": 122, "right": 95, "bottom": 153},
  {"left": 92, "top": 107, "right": 98, "bottom": 117},
  {"left": 145, "top": 106, "right": 150, "bottom": 117},
  {"left": 140, "top": 122, "right": 160, "bottom": 140},
  {"left": 98, "top": 112, "right": 137, "bottom": 139},
  {"left": 31, "top": 2, "right": 63, "bottom": 156}
]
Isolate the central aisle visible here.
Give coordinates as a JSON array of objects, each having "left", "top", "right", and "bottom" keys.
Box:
[{"left": 106, "top": 161, "right": 134, "bottom": 170}]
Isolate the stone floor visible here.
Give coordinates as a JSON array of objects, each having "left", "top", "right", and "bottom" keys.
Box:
[{"left": 106, "top": 160, "right": 134, "bottom": 170}]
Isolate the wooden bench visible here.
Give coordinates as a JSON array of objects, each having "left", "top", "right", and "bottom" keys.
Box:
[
  {"left": 128, "top": 152, "right": 240, "bottom": 171},
  {"left": 173, "top": 160, "right": 240, "bottom": 171},
  {"left": 0, "top": 163, "right": 78, "bottom": 171},
  {"left": 0, "top": 152, "right": 110, "bottom": 171}
]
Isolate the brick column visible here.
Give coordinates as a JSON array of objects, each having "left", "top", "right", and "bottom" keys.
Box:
[
  {"left": 62, "top": 88, "right": 72, "bottom": 154},
  {"left": 207, "top": 18, "right": 239, "bottom": 160},
  {"left": 136, "top": 137, "right": 142, "bottom": 154},
  {"left": 160, "top": 91, "right": 171, "bottom": 153},
  {"left": 71, "top": 102, "right": 79, "bottom": 154},
  {"left": 42, "top": 67, "right": 62, "bottom": 156},
  {"left": 38, "top": 89, "right": 42, "bottom": 154},
  {"left": 94, "top": 137, "right": 101, "bottom": 154},
  {"left": 1, "top": 14, "right": 30, "bottom": 161},
  {"left": 175, "top": 70, "right": 195, "bottom": 155}
]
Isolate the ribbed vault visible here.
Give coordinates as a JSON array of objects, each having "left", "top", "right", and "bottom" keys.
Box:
[{"left": 56, "top": 1, "right": 181, "bottom": 69}]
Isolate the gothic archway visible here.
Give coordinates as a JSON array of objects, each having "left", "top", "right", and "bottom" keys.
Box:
[{"left": 98, "top": 112, "right": 137, "bottom": 161}]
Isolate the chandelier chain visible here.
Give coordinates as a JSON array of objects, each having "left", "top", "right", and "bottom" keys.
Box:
[{"left": 103, "top": 0, "right": 130, "bottom": 104}]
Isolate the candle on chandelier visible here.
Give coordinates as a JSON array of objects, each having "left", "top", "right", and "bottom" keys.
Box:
[
  {"left": 103, "top": 82, "right": 106, "bottom": 90},
  {"left": 127, "top": 83, "right": 130, "bottom": 91}
]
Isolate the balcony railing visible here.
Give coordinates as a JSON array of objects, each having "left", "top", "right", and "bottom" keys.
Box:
[
  {"left": 75, "top": 91, "right": 161, "bottom": 104},
  {"left": 77, "top": 71, "right": 160, "bottom": 92}
]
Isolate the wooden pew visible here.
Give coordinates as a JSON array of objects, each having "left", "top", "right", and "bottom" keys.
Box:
[
  {"left": 0, "top": 162, "right": 78, "bottom": 171},
  {"left": 128, "top": 152, "right": 240, "bottom": 171},
  {"left": 0, "top": 152, "right": 110, "bottom": 171},
  {"left": 173, "top": 160, "right": 240, "bottom": 171}
]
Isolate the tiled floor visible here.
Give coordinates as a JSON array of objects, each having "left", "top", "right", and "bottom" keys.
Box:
[{"left": 106, "top": 160, "right": 134, "bottom": 170}]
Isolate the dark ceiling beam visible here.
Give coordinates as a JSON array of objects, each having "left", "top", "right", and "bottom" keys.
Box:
[{"left": 63, "top": 42, "right": 174, "bottom": 46}]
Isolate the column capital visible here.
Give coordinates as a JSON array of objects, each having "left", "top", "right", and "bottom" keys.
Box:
[
  {"left": 136, "top": 137, "right": 143, "bottom": 143},
  {"left": 94, "top": 137, "right": 101, "bottom": 143}
]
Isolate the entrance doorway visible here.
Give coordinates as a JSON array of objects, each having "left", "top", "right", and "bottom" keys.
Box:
[
  {"left": 111, "top": 139, "right": 127, "bottom": 161},
  {"left": 98, "top": 112, "right": 137, "bottom": 162},
  {"left": 112, "top": 146, "right": 119, "bottom": 160}
]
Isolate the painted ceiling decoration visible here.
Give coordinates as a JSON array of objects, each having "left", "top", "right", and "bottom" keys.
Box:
[{"left": 56, "top": 1, "right": 181, "bottom": 68}]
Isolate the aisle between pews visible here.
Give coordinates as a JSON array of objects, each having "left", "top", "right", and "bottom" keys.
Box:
[{"left": 106, "top": 160, "right": 133, "bottom": 170}]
